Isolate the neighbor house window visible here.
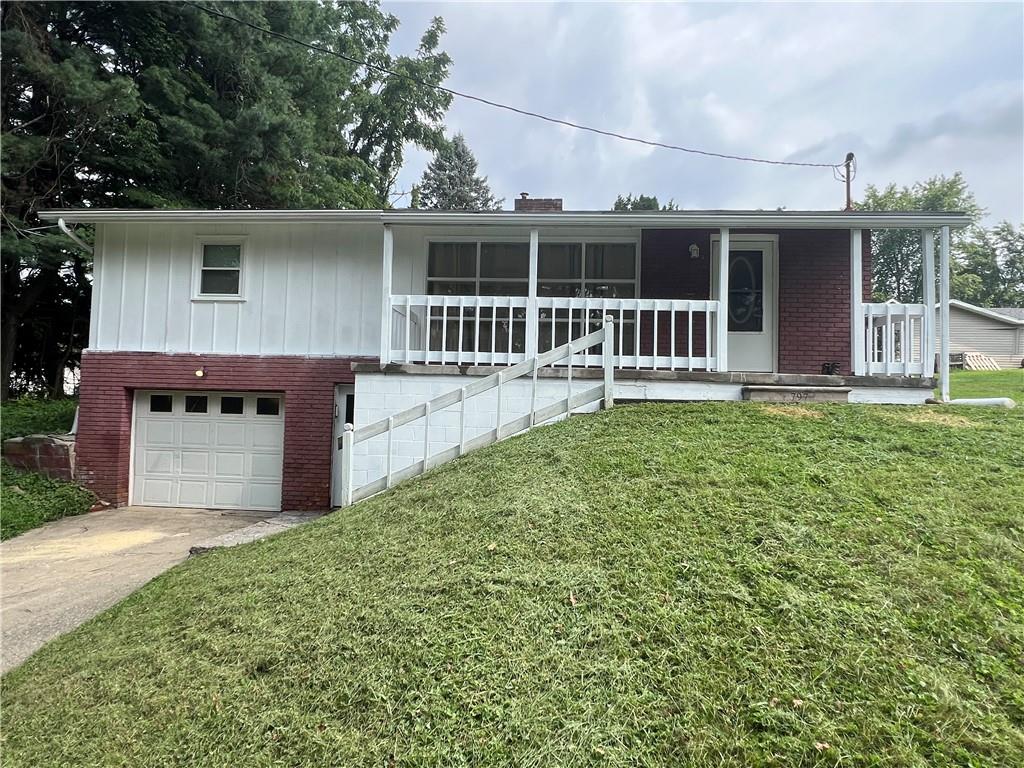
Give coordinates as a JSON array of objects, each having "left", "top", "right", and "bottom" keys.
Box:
[{"left": 196, "top": 239, "right": 244, "bottom": 298}]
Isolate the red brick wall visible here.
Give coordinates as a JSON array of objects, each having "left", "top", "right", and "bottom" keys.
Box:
[
  {"left": 77, "top": 352, "right": 372, "bottom": 510},
  {"left": 639, "top": 229, "right": 714, "bottom": 357},
  {"left": 639, "top": 228, "right": 872, "bottom": 373},
  {"left": 776, "top": 229, "right": 872, "bottom": 374}
]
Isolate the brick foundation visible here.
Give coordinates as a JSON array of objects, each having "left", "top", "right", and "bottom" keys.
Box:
[{"left": 77, "top": 352, "right": 373, "bottom": 510}]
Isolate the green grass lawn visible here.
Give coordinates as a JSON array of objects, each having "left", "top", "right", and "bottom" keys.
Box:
[
  {"left": 1, "top": 397, "right": 91, "bottom": 539},
  {"left": 3, "top": 400, "right": 1022, "bottom": 766},
  {"left": 945, "top": 368, "right": 1024, "bottom": 400}
]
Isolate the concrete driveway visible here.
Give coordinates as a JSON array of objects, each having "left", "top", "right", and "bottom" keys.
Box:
[{"left": 1, "top": 506, "right": 273, "bottom": 673}]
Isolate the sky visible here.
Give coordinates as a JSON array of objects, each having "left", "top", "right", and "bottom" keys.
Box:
[{"left": 383, "top": 1, "right": 1024, "bottom": 223}]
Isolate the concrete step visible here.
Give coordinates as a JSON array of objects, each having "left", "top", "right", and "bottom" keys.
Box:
[{"left": 741, "top": 385, "right": 851, "bottom": 403}]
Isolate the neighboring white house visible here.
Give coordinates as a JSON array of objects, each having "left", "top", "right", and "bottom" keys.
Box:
[{"left": 942, "top": 300, "right": 1024, "bottom": 368}]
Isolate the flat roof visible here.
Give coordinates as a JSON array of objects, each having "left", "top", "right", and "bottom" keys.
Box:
[{"left": 39, "top": 208, "right": 973, "bottom": 229}]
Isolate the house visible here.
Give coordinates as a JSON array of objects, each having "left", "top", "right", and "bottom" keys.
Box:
[
  {"left": 942, "top": 300, "right": 1024, "bottom": 368},
  {"left": 40, "top": 198, "right": 969, "bottom": 512}
]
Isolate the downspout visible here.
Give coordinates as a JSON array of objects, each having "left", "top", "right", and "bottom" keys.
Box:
[
  {"left": 57, "top": 218, "right": 93, "bottom": 254},
  {"left": 57, "top": 218, "right": 93, "bottom": 429}
]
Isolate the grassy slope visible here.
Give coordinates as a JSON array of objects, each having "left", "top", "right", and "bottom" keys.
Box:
[
  {"left": 946, "top": 368, "right": 1024, "bottom": 400},
  {"left": 1, "top": 463, "right": 95, "bottom": 540},
  {"left": 3, "top": 399, "right": 1023, "bottom": 767},
  {"left": 1, "top": 397, "right": 77, "bottom": 441},
  {"left": 1, "top": 398, "right": 91, "bottom": 539}
]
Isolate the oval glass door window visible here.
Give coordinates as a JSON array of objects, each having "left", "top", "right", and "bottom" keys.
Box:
[{"left": 728, "top": 251, "right": 764, "bottom": 332}]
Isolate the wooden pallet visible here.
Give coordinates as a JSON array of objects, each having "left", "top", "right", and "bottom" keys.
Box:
[{"left": 963, "top": 352, "right": 1001, "bottom": 371}]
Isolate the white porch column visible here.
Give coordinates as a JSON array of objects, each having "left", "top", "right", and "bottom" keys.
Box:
[
  {"left": 939, "top": 225, "right": 951, "bottom": 400},
  {"left": 525, "top": 228, "right": 539, "bottom": 359},
  {"left": 921, "top": 228, "right": 936, "bottom": 378},
  {"left": 379, "top": 224, "right": 394, "bottom": 366},
  {"left": 717, "top": 227, "right": 730, "bottom": 372},
  {"left": 850, "top": 229, "right": 865, "bottom": 375}
]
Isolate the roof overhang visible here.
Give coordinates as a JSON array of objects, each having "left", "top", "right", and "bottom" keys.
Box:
[
  {"left": 948, "top": 299, "right": 1024, "bottom": 325},
  {"left": 38, "top": 208, "right": 973, "bottom": 230}
]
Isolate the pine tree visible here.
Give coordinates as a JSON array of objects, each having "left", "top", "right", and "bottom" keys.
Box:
[
  {"left": 1, "top": 0, "right": 453, "bottom": 398},
  {"left": 418, "top": 133, "right": 502, "bottom": 210},
  {"left": 612, "top": 194, "right": 678, "bottom": 211}
]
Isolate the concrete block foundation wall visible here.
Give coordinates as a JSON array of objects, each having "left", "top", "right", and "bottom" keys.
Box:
[{"left": 352, "top": 372, "right": 602, "bottom": 490}]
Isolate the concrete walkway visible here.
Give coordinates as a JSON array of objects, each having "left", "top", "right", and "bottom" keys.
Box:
[{"left": 0, "top": 506, "right": 291, "bottom": 673}]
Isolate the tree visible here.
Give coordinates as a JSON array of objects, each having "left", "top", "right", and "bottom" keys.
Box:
[
  {"left": 858, "top": 173, "right": 983, "bottom": 302},
  {"left": 1, "top": 0, "right": 453, "bottom": 399},
  {"left": 612, "top": 194, "right": 678, "bottom": 211},
  {"left": 417, "top": 133, "right": 501, "bottom": 210},
  {"left": 984, "top": 222, "right": 1024, "bottom": 306}
]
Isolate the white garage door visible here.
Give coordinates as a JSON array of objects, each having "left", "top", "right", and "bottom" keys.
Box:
[{"left": 132, "top": 391, "right": 284, "bottom": 511}]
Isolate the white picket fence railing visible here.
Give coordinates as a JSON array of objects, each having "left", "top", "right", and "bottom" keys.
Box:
[
  {"left": 863, "top": 302, "right": 927, "bottom": 375},
  {"left": 338, "top": 317, "right": 616, "bottom": 507},
  {"left": 387, "top": 294, "right": 720, "bottom": 371}
]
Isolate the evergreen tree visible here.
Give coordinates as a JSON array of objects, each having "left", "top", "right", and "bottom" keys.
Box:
[
  {"left": 418, "top": 133, "right": 501, "bottom": 210},
  {"left": 612, "top": 194, "right": 678, "bottom": 211},
  {"left": 1, "top": 0, "right": 453, "bottom": 398}
]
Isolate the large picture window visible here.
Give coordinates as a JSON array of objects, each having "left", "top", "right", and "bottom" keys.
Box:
[
  {"left": 427, "top": 241, "right": 529, "bottom": 296},
  {"left": 424, "top": 239, "right": 638, "bottom": 357},
  {"left": 538, "top": 242, "right": 637, "bottom": 298}
]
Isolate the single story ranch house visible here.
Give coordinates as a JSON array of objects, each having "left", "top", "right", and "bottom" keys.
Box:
[{"left": 41, "top": 197, "right": 968, "bottom": 512}]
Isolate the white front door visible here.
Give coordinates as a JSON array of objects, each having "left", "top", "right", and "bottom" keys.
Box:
[
  {"left": 132, "top": 391, "right": 284, "bottom": 511},
  {"left": 712, "top": 238, "right": 777, "bottom": 372}
]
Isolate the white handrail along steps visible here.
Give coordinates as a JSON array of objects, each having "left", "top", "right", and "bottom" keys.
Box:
[{"left": 338, "top": 316, "right": 617, "bottom": 506}]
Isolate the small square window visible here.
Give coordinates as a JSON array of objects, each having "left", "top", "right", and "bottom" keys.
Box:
[
  {"left": 185, "top": 395, "right": 208, "bottom": 414},
  {"left": 199, "top": 242, "right": 242, "bottom": 296},
  {"left": 220, "top": 396, "right": 244, "bottom": 415},
  {"left": 256, "top": 397, "right": 280, "bottom": 416},
  {"left": 149, "top": 394, "right": 173, "bottom": 413}
]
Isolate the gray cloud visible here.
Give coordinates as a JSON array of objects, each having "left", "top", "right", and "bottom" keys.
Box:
[{"left": 385, "top": 1, "right": 1023, "bottom": 223}]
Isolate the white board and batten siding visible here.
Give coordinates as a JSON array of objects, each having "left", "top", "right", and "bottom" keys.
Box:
[{"left": 92, "top": 222, "right": 385, "bottom": 356}]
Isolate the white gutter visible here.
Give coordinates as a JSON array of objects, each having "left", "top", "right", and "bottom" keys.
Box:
[
  {"left": 57, "top": 217, "right": 94, "bottom": 254},
  {"left": 39, "top": 209, "right": 974, "bottom": 230}
]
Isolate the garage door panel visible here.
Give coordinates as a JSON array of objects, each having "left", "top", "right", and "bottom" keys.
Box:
[
  {"left": 214, "top": 452, "right": 246, "bottom": 477},
  {"left": 141, "top": 420, "right": 176, "bottom": 446},
  {"left": 180, "top": 421, "right": 211, "bottom": 446},
  {"left": 176, "top": 479, "right": 210, "bottom": 506},
  {"left": 215, "top": 423, "right": 246, "bottom": 448},
  {"left": 250, "top": 453, "right": 283, "bottom": 480},
  {"left": 133, "top": 391, "right": 283, "bottom": 512},
  {"left": 180, "top": 451, "right": 210, "bottom": 475},
  {"left": 139, "top": 478, "right": 174, "bottom": 505},
  {"left": 252, "top": 423, "right": 283, "bottom": 449},
  {"left": 248, "top": 482, "right": 282, "bottom": 511},
  {"left": 212, "top": 482, "right": 245, "bottom": 508},
  {"left": 142, "top": 449, "right": 175, "bottom": 475}
]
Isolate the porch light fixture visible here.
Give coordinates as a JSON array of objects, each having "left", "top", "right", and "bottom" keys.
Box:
[
  {"left": 194, "top": 368, "right": 205, "bottom": 378},
  {"left": 688, "top": 243, "right": 700, "bottom": 259}
]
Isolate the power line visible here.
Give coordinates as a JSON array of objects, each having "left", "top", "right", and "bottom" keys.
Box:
[{"left": 184, "top": 1, "right": 843, "bottom": 171}]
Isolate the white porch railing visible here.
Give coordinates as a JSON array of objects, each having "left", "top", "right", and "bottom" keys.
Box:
[
  {"left": 388, "top": 294, "right": 721, "bottom": 371},
  {"left": 863, "top": 302, "right": 926, "bottom": 376},
  {"left": 340, "top": 318, "right": 616, "bottom": 506}
]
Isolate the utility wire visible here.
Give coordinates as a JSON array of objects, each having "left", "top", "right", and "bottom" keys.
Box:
[{"left": 185, "top": 1, "right": 843, "bottom": 171}]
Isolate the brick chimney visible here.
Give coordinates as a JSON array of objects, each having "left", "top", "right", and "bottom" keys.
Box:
[{"left": 514, "top": 192, "right": 562, "bottom": 212}]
